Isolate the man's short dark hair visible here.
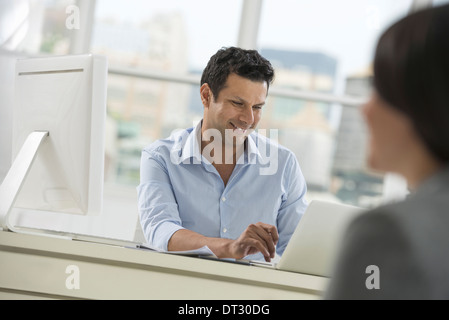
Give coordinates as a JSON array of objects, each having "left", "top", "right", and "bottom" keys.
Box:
[{"left": 200, "top": 46, "right": 275, "bottom": 100}]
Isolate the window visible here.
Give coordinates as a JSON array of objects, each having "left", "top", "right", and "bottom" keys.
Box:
[
  {"left": 92, "top": 0, "right": 243, "bottom": 73},
  {"left": 258, "top": 0, "right": 413, "bottom": 207},
  {"left": 92, "top": 0, "right": 417, "bottom": 209},
  {"left": 103, "top": 75, "right": 204, "bottom": 186},
  {"left": 0, "top": 0, "right": 76, "bottom": 54},
  {"left": 259, "top": 0, "right": 413, "bottom": 94}
]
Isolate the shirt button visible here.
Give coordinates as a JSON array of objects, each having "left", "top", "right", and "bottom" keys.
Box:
[
  {"left": 223, "top": 228, "right": 227, "bottom": 233},
  {"left": 221, "top": 196, "right": 226, "bottom": 202}
]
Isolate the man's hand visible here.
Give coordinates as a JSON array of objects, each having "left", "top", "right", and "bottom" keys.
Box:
[
  {"left": 228, "top": 222, "right": 279, "bottom": 262},
  {"left": 167, "top": 223, "right": 279, "bottom": 262}
]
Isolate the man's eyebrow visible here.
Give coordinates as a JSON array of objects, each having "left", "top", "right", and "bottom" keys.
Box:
[
  {"left": 230, "top": 96, "right": 245, "bottom": 102},
  {"left": 231, "top": 96, "right": 265, "bottom": 106}
]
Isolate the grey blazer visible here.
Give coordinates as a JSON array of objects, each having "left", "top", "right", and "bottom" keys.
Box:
[{"left": 324, "top": 167, "right": 449, "bottom": 299}]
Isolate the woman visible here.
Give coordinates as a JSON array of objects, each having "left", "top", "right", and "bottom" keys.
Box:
[{"left": 325, "top": 3, "right": 449, "bottom": 299}]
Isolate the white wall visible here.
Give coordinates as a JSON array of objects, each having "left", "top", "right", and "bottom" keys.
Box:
[{"left": 0, "top": 50, "right": 22, "bottom": 182}]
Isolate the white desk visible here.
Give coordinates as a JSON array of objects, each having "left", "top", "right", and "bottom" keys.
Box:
[{"left": 0, "top": 231, "right": 328, "bottom": 300}]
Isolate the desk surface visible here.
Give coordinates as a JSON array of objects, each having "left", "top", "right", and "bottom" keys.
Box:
[{"left": 0, "top": 231, "right": 328, "bottom": 300}]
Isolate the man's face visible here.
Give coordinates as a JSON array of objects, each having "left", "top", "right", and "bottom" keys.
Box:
[{"left": 201, "top": 73, "right": 268, "bottom": 147}]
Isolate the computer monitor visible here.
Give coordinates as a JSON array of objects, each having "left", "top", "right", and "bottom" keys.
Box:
[{"left": 0, "top": 54, "right": 108, "bottom": 233}]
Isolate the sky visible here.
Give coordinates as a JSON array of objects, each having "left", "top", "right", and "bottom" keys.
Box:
[{"left": 259, "top": 0, "right": 412, "bottom": 76}]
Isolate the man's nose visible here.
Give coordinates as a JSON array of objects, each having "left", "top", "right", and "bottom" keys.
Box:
[{"left": 239, "top": 106, "right": 254, "bottom": 128}]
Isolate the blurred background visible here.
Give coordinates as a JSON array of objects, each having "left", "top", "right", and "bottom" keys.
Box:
[{"left": 1, "top": 0, "right": 447, "bottom": 241}]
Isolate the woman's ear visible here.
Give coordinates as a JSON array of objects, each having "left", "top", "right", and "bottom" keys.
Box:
[{"left": 200, "top": 83, "right": 212, "bottom": 108}]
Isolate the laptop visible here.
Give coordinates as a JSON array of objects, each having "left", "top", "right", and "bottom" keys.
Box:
[{"left": 247, "top": 200, "right": 366, "bottom": 277}]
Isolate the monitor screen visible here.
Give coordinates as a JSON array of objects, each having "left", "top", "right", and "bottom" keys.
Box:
[{"left": 3, "top": 54, "right": 107, "bottom": 224}]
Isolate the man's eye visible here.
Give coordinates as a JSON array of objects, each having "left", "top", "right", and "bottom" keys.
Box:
[
  {"left": 253, "top": 106, "right": 263, "bottom": 110},
  {"left": 232, "top": 101, "right": 243, "bottom": 106}
]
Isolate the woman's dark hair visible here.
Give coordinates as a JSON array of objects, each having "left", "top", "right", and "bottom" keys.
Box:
[
  {"left": 373, "top": 3, "right": 449, "bottom": 163},
  {"left": 200, "top": 46, "right": 275, "bottom": 100}
]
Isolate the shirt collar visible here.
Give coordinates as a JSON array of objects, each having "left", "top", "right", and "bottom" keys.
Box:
[
  {"left": 177, "top": 119, "right": 203, "bottom": 163},
  {"left": 244, "top": 131, "right": 264, "bottom": 164},
  {"left": 177, "top": 119, "right": 264, "bottom": 165}
]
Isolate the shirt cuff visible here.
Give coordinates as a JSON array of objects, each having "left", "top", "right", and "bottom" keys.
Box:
[{"left": 151, "top": 222, "right": 186, "bottom": 251}]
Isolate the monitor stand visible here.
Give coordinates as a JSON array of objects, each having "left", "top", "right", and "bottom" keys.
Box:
[{"left": 0, "top": 131, "right": 71, "bottom": 239}]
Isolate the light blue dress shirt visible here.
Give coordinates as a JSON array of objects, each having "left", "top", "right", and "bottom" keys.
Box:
[{"left": 137, "top": 120, "right": 308, "bottom": 260}]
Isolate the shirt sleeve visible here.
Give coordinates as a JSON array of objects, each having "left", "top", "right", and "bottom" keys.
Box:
[
  {"left": 276, "top": 152, "right": 308, "bottom": 256},
  {"left": 137, "top": 148, "right": 185, "bottom": 251}
]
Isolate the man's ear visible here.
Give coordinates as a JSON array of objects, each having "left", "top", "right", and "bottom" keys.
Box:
[{"left": 200, "top": 83, "right": 212, "bottom": 108}]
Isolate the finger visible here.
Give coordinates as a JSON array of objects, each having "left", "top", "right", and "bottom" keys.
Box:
[
  {"left": 267, "top": 228, "right": 279, "bottom": 246},
  {"left": 256, "top": 222, "right": 279, "bottom": 245},
  {"left": 255, "top": 223, "right": 279, "bottom": 253},
  {"left": 245, "top": 238, "right": 271, "bottom": 262},
  {"left": 251, "top": 224, "right": 277, "bottom": 259}
]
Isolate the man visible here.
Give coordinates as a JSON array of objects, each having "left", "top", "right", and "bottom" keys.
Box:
[{"left": 137, "top": 47, "right": 308, "bottom": 262}]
